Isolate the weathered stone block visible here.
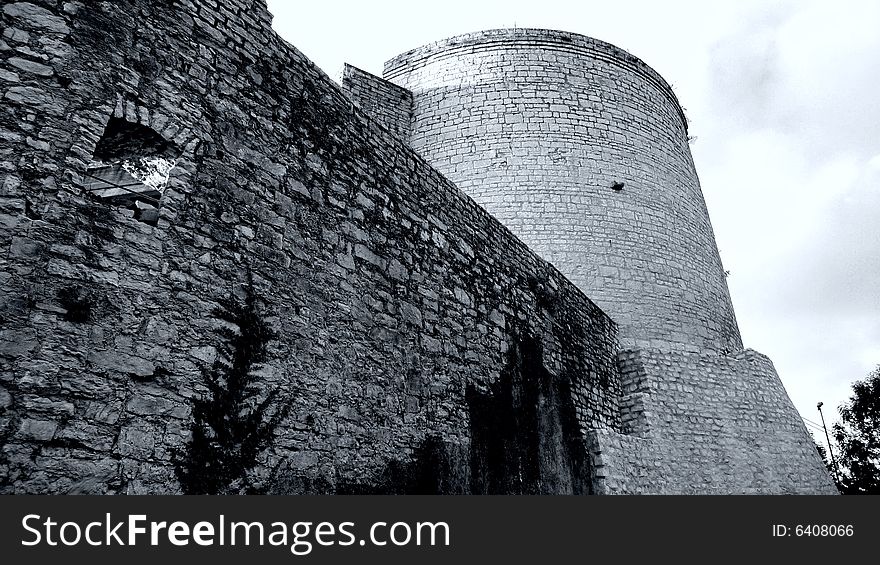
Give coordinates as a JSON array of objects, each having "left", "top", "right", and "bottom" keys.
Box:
[
  {"left": 3, "top": 3, "right": 70, "bottom": 34},
  {"left": 88, "top": 350, "right": 155, "bottom": 377},
  {"left": 17, "top": 418, "right": 58, "bottom": 441},
  {"left": 116, "top": 425, "right": 156, "bottom": 460},
  {"left": 7, "top": 57, "right": 53, "bottom": 77}
]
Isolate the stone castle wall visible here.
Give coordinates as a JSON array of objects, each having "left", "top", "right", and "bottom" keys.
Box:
[
  {"left": 0, "top": 2, "right": 836, "bottom": 495},
  {"left": 381, "top": 29, "right": 742, "bottom": 353},
  {"left": 346, "top": 30, "right": 836, "bottom": 494},
  {"left": 342, "top": 64, "right": 412, "bottom": 140},
  {"left": 589, "top": 349, "right": 837, "bottom": 494},
  {"left": 0, "top": 0, "right": 620, "bottom": 494}
]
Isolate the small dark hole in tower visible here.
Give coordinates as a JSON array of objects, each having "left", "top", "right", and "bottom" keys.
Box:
[{"left": 611, "top": 181, "right": 624, "bottom": 191}]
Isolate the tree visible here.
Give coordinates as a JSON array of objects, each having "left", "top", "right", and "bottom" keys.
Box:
[
  {"left": 832, "top": 366, "right": 880, "bottom": 494},
  {"left": 175, "top": 276, "right": 289, "bottom": 494}
]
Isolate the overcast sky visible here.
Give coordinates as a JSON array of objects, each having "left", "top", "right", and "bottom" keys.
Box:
[{"left": 266, "top": 0, "right": 879, "bottom": 441}]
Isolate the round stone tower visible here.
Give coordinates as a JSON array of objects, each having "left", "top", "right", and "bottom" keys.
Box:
[{"left": 384, "top": 29, "right": 742, "bottom": 352}]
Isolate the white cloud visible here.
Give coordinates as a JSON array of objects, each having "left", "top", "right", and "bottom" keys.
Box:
[{"left": 689, "top": 0, "right": 880, "bottom": 424}]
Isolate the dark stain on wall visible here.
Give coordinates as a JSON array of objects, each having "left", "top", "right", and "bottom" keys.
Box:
[
  {"left": 467, "top": 330, "right": 591, "bottom": 494},
  {"left": 328, "top": 330, "right": 593, "bottom": 495},
  {"left": 335, "top": 435, "right": 467, "bottom": 495}
]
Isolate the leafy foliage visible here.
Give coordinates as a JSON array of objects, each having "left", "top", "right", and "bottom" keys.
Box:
[
  {"left": 175, "top": 278, "right": 289, "bottom": 494},
  {"left": 832, "top": 366, "right": 880, "bottom": 494}
]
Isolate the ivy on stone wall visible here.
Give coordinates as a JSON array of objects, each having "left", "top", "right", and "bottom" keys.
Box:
[{"left": 175, "top": 274, "right": 290, "bottom": 494}]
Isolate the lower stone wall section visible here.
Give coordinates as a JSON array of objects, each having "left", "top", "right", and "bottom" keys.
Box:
[{"left": 587, "top": 348, "right": 837, "bottom": 494}]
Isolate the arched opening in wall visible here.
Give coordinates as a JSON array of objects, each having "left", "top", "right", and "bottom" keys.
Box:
[{"left": 83, "top": 116, "right": 181, "bottom": 225}]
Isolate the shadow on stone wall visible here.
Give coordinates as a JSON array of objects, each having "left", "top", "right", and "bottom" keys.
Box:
[
  {"left": 175, "top": 273, "right": 291, "bottom": 494},
  {"left": 466, "top": 330, "right": 591, "bottom": 495},
  {"left": 275, "top": 330, "right": 592, "bottom": 495}
]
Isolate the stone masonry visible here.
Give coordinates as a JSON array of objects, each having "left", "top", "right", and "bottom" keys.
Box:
[
  {"left": 348, "top": 29, "right": 837, "bottom": 494},
  {"left": 0, "top": 2, "right": 835, "bottom": 494},
  {"left": 379, "top": 29, "right": 740, "bottom": 353},
  {"left": 588, "top": 349, "right": 834, "bottom": 494},
  {"left": 341, "top": 64, "right": 412, "bottom": 141}
]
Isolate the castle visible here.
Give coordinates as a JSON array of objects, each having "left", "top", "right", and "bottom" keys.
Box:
[{"left": 0, "top": 0, "right": 836, "bottom": 494}]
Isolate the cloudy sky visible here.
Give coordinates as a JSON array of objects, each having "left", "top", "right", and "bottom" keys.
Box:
[{"left": 266, "top": 0, "right": 879, "bottom": 441}]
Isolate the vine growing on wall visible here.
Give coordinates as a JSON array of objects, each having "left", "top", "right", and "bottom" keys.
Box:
[{"left": 175, "top": 274, "right": 290, "bottom": 494}]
